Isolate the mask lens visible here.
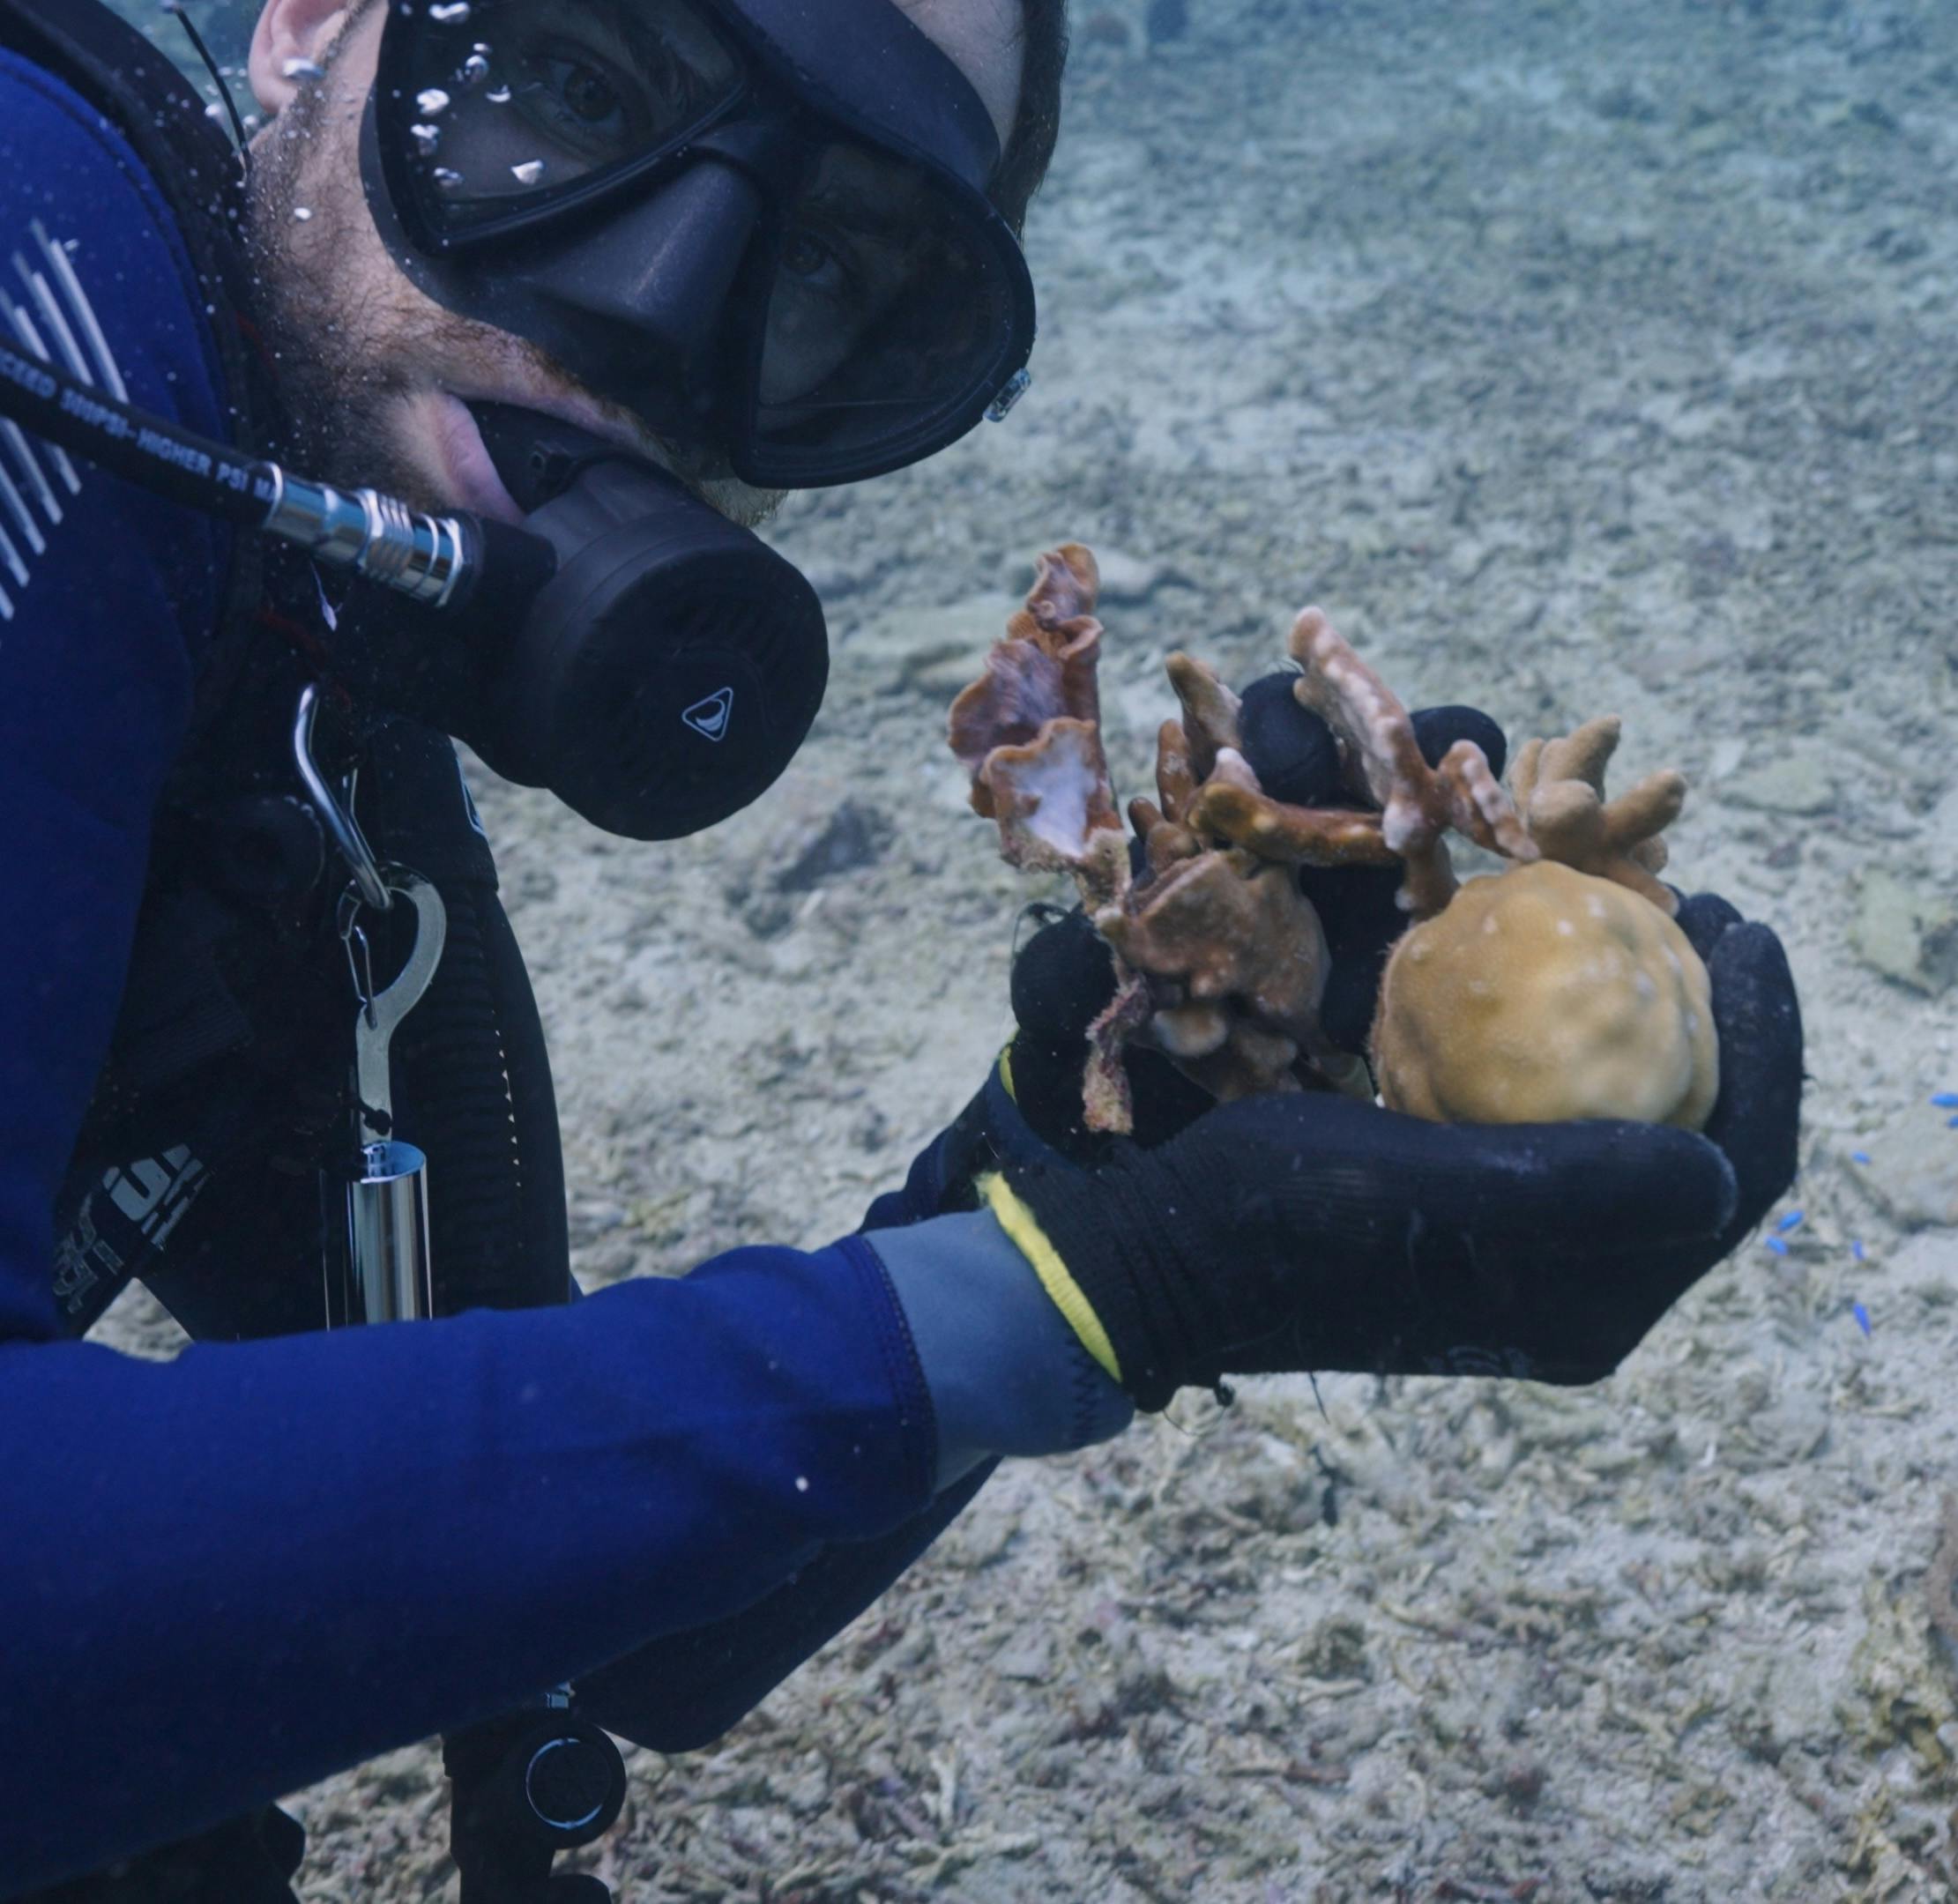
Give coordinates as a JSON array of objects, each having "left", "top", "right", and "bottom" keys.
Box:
[
  {"left": 751, "top": 142, "right": 1026, "bottom": 479},
  {"left": 395, "top": 0, "right": 742, "bottom": 233}
]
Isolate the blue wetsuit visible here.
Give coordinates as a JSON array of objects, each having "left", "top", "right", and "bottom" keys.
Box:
[{"left": 0, "top": 47, "right": 1133, "bottom": 1895}]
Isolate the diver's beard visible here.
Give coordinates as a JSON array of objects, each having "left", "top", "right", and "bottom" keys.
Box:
[
  {"left": 246, "top": 71, "right": 785, "bottom": 530},
  {"left": 247, "top": 87, "right": 445, "bottom": 504}
]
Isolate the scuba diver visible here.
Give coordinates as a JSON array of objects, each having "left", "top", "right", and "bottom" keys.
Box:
[{"left": 0, "top": 0, "right": 1804, "bottom": 1897}]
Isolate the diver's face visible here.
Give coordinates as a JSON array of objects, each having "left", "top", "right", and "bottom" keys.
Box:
[{"left": 245, "top": 0, "right": 1026, "bottom": 525}]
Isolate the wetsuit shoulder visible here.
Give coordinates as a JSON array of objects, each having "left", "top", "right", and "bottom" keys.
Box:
[
  {"left": 0, "top": 42, "right": 234, "bottom": 650},
  {"left": 0, "top": 45, "right": 234, "bottom": 1341}
]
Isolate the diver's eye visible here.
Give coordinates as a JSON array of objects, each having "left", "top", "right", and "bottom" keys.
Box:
[
  {"left": 530, "top": 51, "right": 635, "bottom": 147},
  {"left": 557, "top": 59, "right": 623, "bottom": 128},
  {"left": 780, "top": 228, "right": 845, "bottom": 292},
  {"left": 510, "top": 37, "right": 656, "bottom": 163}
]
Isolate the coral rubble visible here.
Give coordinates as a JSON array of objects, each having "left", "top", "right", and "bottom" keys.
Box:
[{"left": 949, "top": 547, "right": 1718, "bottom": 1135}]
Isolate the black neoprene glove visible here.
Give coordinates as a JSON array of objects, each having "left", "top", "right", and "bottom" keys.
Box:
[
  {"left": 1005, "top": 680, "right": 1508, "bottom": 1156},
  {"left": 986, "top": 894, "right": 1802, "bottom": 1409}
]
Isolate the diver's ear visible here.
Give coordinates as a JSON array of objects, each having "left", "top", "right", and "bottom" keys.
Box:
[{"left": 249, "top": 0, "right": 356, "bottom": 115}]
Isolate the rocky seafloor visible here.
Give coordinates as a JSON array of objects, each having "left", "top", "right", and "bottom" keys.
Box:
[{"left": 95, "top": 0, "right": 1958, "bottom": 1896}]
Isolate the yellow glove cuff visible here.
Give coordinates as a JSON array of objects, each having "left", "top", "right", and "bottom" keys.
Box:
[{"left": 979, "top": 1172, "right": 1123, "bottom": 1387}]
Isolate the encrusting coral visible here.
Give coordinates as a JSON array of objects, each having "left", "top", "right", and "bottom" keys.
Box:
[{"left": 949, "top": 547, "right": 1719, "bottom": 1136}]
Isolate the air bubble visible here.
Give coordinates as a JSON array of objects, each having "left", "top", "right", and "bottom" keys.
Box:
[
  {"left": 459, "top": 53, "right": 491, "bottom": 85},
  {"left": 292, "top": 206, "right": 314, "bottom": 222},
  {"left": 431, "top": 167, "right": 464, "bottom": 191},
  {"left": 428, "top": 2, "right": 472, "bottom": 21},
  {"left": 488, "top": 85, "right": 512, "bottom": 104},
  {"left": 510, "top": 160, "right": 546, "bottom": 186},
  {"left": 416, "top": 87, "right": 452, "bottom": 116},
  {"left": 281, "top": 56, "right": 325, "bottom": 81},
  {"left": 411, "top": 123, "right": 442, "bottom": 155}
]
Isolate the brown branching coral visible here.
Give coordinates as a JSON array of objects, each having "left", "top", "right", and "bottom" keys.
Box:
[
  {"left": 950, "top": 547, "right": 1141, "bottom": 1125},
  {"left": 948, "top": 544, "right": 1128, "bottom": 904},
  {"left": 952, "top": 547, "right": 1719, "bottom": 1136},
  {"left": 1284, "top": 608, "right": 1536, "bottom": 916},
  {"left": 1095, "top": 844, "right": 1336, "bottom": 1106},
  {"left": 1509, "top": 717, "right": 1685, "bottom": 916},
  {"left": 954, "top": 569, "right": 1400, "bottom": 1127}
]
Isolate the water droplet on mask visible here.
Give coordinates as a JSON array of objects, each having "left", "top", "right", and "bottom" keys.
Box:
[
  {"left": 510, "top": 160, "right": 546, "bottom": 186},
  {"left": 428, "top": 1, "right": 473, "bottom": 21},
  {"left": 411, "top": 123, "right": 442, "bottom": 155},
  {"left": 281, "top": 56, "right": 325, "bottom": 81},
  {"left": 431, "top": 167, "right": 464, "bottom": 191},
  {"left": 416, "top": 87, "right": 452, "bottom": 116},
  {"left": 292, "top": 206, "right": 314, "bottom": 222},
  {"left": 487, "top": 85, "right": 512, "bottom": 104}
]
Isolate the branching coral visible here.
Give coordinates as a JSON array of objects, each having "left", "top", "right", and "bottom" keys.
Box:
[
  {"left": 1508, "top": 717, "right": 1685, "bottom": 915},
  {"left": 952, "top": 547, "right": 1719, "bottom": 1136},
  {"left": 1038, "top": 651, "right": 1343, "bottom": 1112},
  {"left": 955, "top": 569, "right": 1396, "bottom": 1126},
  {"left": 948, "top": 544, "right": 1126, "bottom": 897}
]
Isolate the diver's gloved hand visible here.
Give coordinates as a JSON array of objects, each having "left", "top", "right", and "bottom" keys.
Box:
[
  {"left": 1005, "top": 683, "right": 1508, "bottom": 1156},
  {"left": 983, "top": 893, "right": 1802, "bottom": 1409}
]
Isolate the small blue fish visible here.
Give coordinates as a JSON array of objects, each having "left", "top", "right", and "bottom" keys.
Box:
[
  {"left": 1765, "top": 1237, "right": 1789, "bottom": 1257},
  {"left": 1933, "top": 1092, "right": 1958, "bottom": 1109},
  {"left": 1853, "top": 1302, "right": 1872, "bottom": 1336},
  {"left": 1852, "top": 1240, "right": 1866, "bottom": 1262},
  {"left": 1776, "top": 1210, "right": 1804, "bottom": 1233},
  {"left": 1851, "top": 1150, "right": 1872, "bottom": 1165},
  {"left": 1948, "top": 1115, "right": 1958, "bottom": 1130}
]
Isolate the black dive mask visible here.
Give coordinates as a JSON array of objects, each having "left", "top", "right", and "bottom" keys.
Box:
[{"left": 362, "top": 0, "right": 1038, "bottom": 487}]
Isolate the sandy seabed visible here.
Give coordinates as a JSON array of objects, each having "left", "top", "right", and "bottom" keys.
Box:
[{"left": 97, "top": 0, "right": 1958, "bottom": 1895}]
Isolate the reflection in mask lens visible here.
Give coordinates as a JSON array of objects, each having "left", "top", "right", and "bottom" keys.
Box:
[
  {"left": 757, "top": 144, "right": 1009, "bottom": 456},
  {"left": 407, "top": 0, "right": 741, "bottom": 212}
]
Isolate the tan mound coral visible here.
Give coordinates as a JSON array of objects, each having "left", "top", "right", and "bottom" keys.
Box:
[
  {"left": 1374, "top": 861, "right": 1718, "bottom": 1127},
  {"left": 950, "top": 547, "right": 1719, "bottom": 1134},
  {"left": 1368, "top": 703, "right": 1716, "bottom": 1131}
]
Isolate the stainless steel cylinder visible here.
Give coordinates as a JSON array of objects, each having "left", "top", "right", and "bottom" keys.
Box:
[{"left": 343, "top": 1139, "right": 434, "bottom": 1325}]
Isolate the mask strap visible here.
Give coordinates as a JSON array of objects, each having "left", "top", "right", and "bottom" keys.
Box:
[{"left": 164, "top": 2, "right": 251, "bottom": 165}]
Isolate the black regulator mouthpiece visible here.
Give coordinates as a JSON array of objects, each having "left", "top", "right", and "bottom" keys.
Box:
[
  {"left": 454, "top": 405, "right": 828, "bottom": 840},
  {"left": 330, "top": 407, "right": 829, "bottom": 842}
]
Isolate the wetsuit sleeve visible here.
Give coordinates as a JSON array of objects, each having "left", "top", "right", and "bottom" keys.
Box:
[
  {"left": 573, "top": 1209, "right": 1134, "bottom": 1751},
  {"left": 565, "top": 1110, "right": 1053, "bottom": 1748},
  {"left": 0, "top": 58, "right": 940, "bottom": 1893}
]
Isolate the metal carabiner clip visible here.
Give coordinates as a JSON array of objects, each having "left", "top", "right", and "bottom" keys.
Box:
[{"left": 293, "top": 683, "right": 391, "bottom": 913}]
